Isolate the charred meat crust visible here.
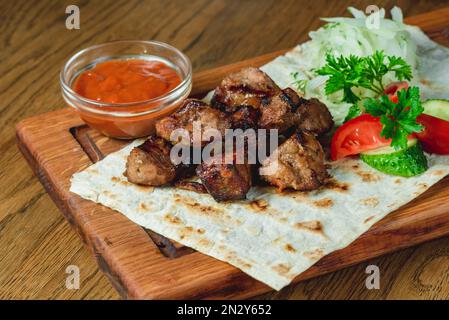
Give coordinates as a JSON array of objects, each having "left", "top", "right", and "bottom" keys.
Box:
[
  {"left": 197, "top": 163, "right": 252, "bottom": 201},
  {"left": 230, "top": 105, "right": 260, "bottom": 130},
  {"left": 211, "top": 67, "right": 333, "bottom": 136},
  {"left": 174, "top": 180, "right": 208, "bottom": 194},
  {"left": 260, "top": 130, "right": 328, "bottom": 191},
  {"left": 196, "top": 148, "right": 252, "bottom": 202},
  {"left": 296, "top": 97, "right": 334, "bottom": 135},
  {"left": 155, "top": 99, "right": 231, "bottom": 146},
  {"left": 259, "top": 88, "right": 334, "bottom": 135},
  {"left": 280, "top": 88, "right": 302, "bottom": 112},
  {"left": 258, "top": 88, "right": 304, "bottom": 133},
  {"left": 211, "top": 67, "right": 280, "bottom": 113},
  {"left": 125, "top": 136, "right": 177, "bottom": 186}
]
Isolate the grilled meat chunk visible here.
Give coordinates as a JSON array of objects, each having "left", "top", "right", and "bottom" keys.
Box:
[
  {"left": 258, "top": 88, "right": 334, "bottom": 135},
  {"left": 211, "top": 67, "right": 280, "bottom": 113},
  {"left": 230, "top": 105, "right": 260, "bottom": 130},
  {"left": 260, "top": 131, "right": 328, "bottom": 191},
  {"left": 197, "top": 148, "right": 252, "bottom": 201},
  {"left": 258, "top": 88, "right": 303, "bottom": 133},
  {"left": 297, "top": 97, "right": 334, "bottom": 135},
  {"left": 125, "top": 136, "right": 177, "bottom": 186},
  {"left": 155, "top": 99, "right": 231, "bottom": 146},
  {"left": 174, "top": 180, "right": 208, "bottom": 194}
]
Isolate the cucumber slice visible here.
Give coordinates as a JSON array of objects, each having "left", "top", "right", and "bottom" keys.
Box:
[
  {"left": 422, "top": 99, "right": 449, "bottom": 121},
  {"left": 360, "top": 139, "right": 428, "bottom": 177}
]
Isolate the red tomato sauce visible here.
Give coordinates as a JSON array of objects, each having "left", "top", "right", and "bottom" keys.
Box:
[
  {"left": 70, "top": 58, "right": 186, "bottom": 139},
  {"left": 73, "top": 59, "right": 181, "bottom": 103}
]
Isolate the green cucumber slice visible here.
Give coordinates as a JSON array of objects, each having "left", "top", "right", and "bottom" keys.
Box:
[
  {"left": 360, "top": 139, "right": 428, "bottom": 177},
  {"left": 422, "top": 99, "right": 449, "bottom": 121}
]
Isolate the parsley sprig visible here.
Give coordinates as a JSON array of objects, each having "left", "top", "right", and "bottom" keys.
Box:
[
  {"left": 316, "top": 50, "right": 412, "bottom": 104},
  {"left": 296, "top": 50, "right": 423, "bottom": 150},
  {"left": 344, "top": 103, "right": 362, "bottom": 122},
  {"left": 364, "top": 87, "right": 424, "bottom": 150}
]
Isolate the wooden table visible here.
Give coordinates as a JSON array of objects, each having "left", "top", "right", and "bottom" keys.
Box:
[{"left": 2, "top": 0, "right": 449, "bottom": 300}]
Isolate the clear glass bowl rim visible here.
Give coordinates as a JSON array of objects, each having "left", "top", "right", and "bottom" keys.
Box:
[{"left": 60, "top": 40, "right": 192, "bottom": 113}]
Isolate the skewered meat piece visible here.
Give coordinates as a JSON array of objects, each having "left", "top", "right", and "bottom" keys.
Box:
[
  {"left": 260, "top": 130, "right": 328, "bottom": 191},
  {"left": 258, "top": 88, "right": 304, "bottom": 133},
  {"left": 296, "top": 97, "right": 334, "bottom": 135},
  {"left": 125, "top": 136, "right": 177, "bottom": 186},
  {"left": 197, "top": 147, "right": 252, "bottom": 201},
  {"left": 155, "top": 99, "right": 231, "bottom": 146},
  {"left": 211, "top": 67, "right": 280, "bottom": 113}
]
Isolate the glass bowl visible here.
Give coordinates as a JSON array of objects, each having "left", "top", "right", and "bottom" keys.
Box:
[{"left": 60, "top": 40, "right": 192, "bottom": 139}]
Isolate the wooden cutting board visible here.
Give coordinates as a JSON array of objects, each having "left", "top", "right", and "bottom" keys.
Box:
[{"left": 16, "top": 8, "right": 449, "bottom": 300}]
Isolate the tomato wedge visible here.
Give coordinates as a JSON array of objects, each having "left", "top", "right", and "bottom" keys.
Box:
[
  {"left": 385, "top": 81, "right": 409, "bottom": 103},
  {"left": 415, "top": 114, "right": 449, "bottom": 154},
  {"left": 331, "top": 114, "right": 391, "bottom": 160}
]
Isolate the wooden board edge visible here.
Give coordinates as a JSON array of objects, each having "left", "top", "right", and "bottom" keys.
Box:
[{"left": 15, "top": 122, "right": 133, "bottom": 299}]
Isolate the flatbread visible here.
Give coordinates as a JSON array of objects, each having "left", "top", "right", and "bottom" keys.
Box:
[{"left": 71, "top": 139, "right": 449, "bottom": 289}]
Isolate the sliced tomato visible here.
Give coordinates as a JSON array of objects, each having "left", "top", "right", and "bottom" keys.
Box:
[
  {"left": 384, "top": 81, "right": 409, "bottom": 103},
  {"left": 331, "top": 114, "right": 391, "bottom": 160},
  {"left": 415, "top": 114, "right": 449, "bottom": 154}
]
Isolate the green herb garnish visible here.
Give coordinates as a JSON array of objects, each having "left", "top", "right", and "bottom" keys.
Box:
[
  {"left": 364, "top": 86, "right": 424, "bottom": 150},
  {"left": 344, "top": 103, "right": 362, "bottom": 122},
  {"left": 316, "top": 54, "right": 367, "bottom": 104},
  {"left": 323, "top": 22, "right": 340, "bottom": 30},
  {"left": 290, "top": 72, "right": 308, "bottom": 94},
  {"left": 316, "top": 50, "right": 412, "bottom": 104}
]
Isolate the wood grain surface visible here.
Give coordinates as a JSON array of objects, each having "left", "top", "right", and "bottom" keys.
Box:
[{"left": 2, "top": 0, "right": 449, "bottom": 300}]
